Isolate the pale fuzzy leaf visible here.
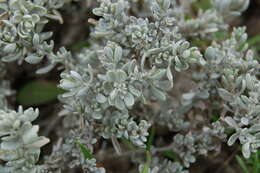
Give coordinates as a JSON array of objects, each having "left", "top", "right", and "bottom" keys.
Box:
[
  {"left": 182, "top": 93, "right": 196, "bottom": 100},
  {"left": 96, "top": 93, "right": 107, "bottom": 103},
  {"left": 104, "top": 47, "right": 113, "bottom": 59},
  {"left": 115, "top": 70, "right": 127, "bottom": 82},
  {"left": 22, "top": 125, "right": 39, "bottom": 144},
  {"left": 36, "top": 63, "right": 55, "bottom": 74},
  {"left": 166, "top": 65, "right": 173, "bottom": 87},
  {"left": 33, "top": 34, "right": 40, "bottom": 46},
  {"left": 151, "top": 86, "right": 166, "bottom": 101},
  {"left": 124, "top": 93, "right": 135, "bottom": 107},
  {"left": 4, "top": 43, "right": 16, "bottom": 54},
  {"left": 25, "top": 55, "right": 43, "bottom": 64},
  {"left": 224, "top": 116, "right": 238, "bottom": 128},
  {"left": 218, "top": 88, "right": 233, "bottom": 102},
  {"left": 149, "top": 69, "right": 166, "bottom": 80},
  {"left": 27, "top": 136, "right": 50, "bottom": 148},
  {"left": 20, "top": 108, "right": 39, "bottom": 122},
  {"left": 107, "top": 71, "right": 117, "bottom": 82},
  {"left": 227, "top": 133, "right": 239, "bottom": 146},
  {"left": 70, "top": 71, "right": 82, "bottom": 81},
  {"left": 242, "top": 142, "right": 251, "bottom": 158},
  {"left": 1, "top": 140, "right": 20, "bottom": 150},
  {"left": 129, "top": 85, "right": 141, "bottom": 97},
  {"left": 114, "top": 46, "right": 123, "bottom": 62},
  {"left": 115, "top": 97, "right": 125, "bottom": 110}
]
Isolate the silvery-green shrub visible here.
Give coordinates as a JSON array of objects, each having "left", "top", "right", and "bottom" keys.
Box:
[{"left": 0, "top": 0, "right": 256, "bottom": 172}]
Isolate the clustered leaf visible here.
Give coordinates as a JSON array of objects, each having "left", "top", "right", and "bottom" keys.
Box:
[
  {"left": 0, "top": 0, "right": 255, "bottom": 172},
  {"left": 0, "top": 107, "right": 49, "bottom": 173},
  {"left": 0, "top": 0, "right": 70, "bottom": 73},
  {"left": 203, "top": 27, "right": 260, "bottom": 158}
]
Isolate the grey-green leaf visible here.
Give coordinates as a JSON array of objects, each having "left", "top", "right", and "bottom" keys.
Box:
[
  {"left": 124, "top": 93, "right": 135, "bottom": 107},
  {"left": 151, "top": 86, "right": 166, "bottom": 101}
]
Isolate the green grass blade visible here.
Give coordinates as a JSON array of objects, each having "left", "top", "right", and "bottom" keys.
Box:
[
  {"left": 17, "top": 80, "right": 64, "bottom": 106},
  {"left": 141, "top": 163, "right": 149, "bottom": 173},
  {"left": 253, "top": 151, "right": 259, "bottom": 173},
  {"left": 146, "top": 127, "right": 155, "bottom": 151},
  {"left": 192, "top": 0, "right": 212, "bottom": 10},
  {"left": 121, "top": 138, "right": 136, "bottom": 150},
  {"left": 76, "top": 140, "right": 93, "bottom": 160},
  {"left": 247, "top": 34, "right": 260, "bottom": 46},
  {"left": 141, "top": 151, "right": 152, "bottom": 173},
  {"left": 163, "top": 151, "right": 177, "bottom": 161},
  {"left": 235, "top": 155, "right": 250, "bottom": 173},
  {"left": 71, "top": 41, "right": 90, "bottom": 51}
]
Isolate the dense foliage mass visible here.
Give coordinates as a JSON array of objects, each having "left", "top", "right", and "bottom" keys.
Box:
[{"left": 0, "top": 0, "right": 258, "bottom": 173}]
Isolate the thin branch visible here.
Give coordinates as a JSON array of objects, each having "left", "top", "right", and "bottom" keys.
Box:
[{"left": 97, "top": 144, "right": 174, "bottom": 161}]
